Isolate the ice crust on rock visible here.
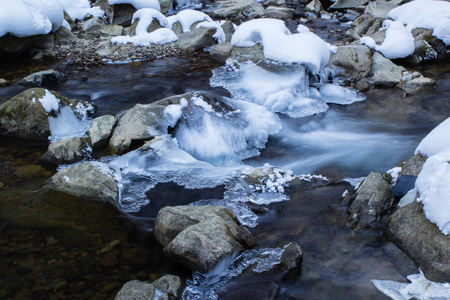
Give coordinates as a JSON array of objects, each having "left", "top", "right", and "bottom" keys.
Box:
[
  {"left": 388, "top": 0, "right": 450, "bottom": 45},
  {"left": 211, "top": 60, "right": 365, "bottom": 118},
  {"left": 0, "top": 0, "right": 64, "bottom": 38},
  {"left": 372, "top": 270, "right": 450, "bottom": 300}
]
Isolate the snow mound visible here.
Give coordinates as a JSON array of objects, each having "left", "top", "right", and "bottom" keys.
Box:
[
  {"left": 415, "top": 148, "right": 450, "bottom": 235},
  {"left": 360, "top": 20, "right": 414, "bottom": 59},
  {"left": 59, "top": 0, "right": 105, "bottom": 21},
  {"left": 231, "top": 18, "right": 333, "bottom": 74},
  {"left": 372, "top": 270, "right": 450, "bottom": 300},
  {"left": 0, "top": 0, "right": 64, "bottom": 38},
  {"left": 388, "top": 0, "right": 450, "bottom": 45},
  {"left": 167, "top": 9, "right": 213, "bottom": 32},
  {"left": 108, "top": 0, "right": 161, "bottom": 11},
  {"left": 415, "top": 117, "right": 450, "bottom": 157}
]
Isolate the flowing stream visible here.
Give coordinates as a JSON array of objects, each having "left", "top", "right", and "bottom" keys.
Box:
[{"left": 0, "top": 55, "right": 449, "bottom": 299}]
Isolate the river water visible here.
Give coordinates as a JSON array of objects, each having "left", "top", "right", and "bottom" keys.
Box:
[{"left": 0, "top": 54, "right": 449, "bottom": 299}]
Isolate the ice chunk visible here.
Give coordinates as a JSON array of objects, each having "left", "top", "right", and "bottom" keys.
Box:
[
  {"left": 319, "top": 83, "right": 366, "bottom": 105},
  {"left": 167, "top": 9, "right": 212, "bottom": 32},
  {"left": 415, "top": 147, "right": 450, "bottom": 235},
  {"left": 108, "top": 0, "right": 161, "bottom": 10},
  {"left": 388, "top": 0, "right": 450, "bottom": 45},
  {"left": 372, "top": 270, "right": 450, "bottom": 300},
  {"left": 48, "top": 106, "right": 92, "bottom": 142},
  {"left": 39, "top": 90, "right": 60, "bottom": 113},
  {"left": 231, "top": 18, "right": 332, "bottom": 74},
  {"left": 0, "top": 0, "right": 64, "bottom": 38},
  {"left": 415, "top": 116, "right": 450, "bottom": 157}
]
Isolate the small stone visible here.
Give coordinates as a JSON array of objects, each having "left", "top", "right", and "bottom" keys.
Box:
[
  {"left": 355, "top": 80, "right": 370, "bottom": 92},
  {"left": 0, "top": 79, "right": 8, "bottom": 87}
]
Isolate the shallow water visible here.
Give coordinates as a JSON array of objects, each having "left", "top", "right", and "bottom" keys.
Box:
[{"left": 1, "top": 56, "right": 449, "bottom": 299}]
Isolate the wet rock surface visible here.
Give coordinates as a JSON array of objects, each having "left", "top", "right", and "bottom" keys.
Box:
[{"left": 154, "top": 205, "right": 258, "bottom": 272}]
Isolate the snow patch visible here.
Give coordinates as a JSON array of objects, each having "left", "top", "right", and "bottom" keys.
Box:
[
  {"left": 108, "top": 0, "right": 161, "bottom": 10},
  {"left": 59, "top": 0, "right": 104, "bottom": 21},
  {"left": 38, "top": 90, "right": 60, "bottom": 113},
  {"left": 167, "top": 9, "right": 212, "bottom": 32},
  {"left": 415, "top": 116, "right": 450, "bottom": 157}
]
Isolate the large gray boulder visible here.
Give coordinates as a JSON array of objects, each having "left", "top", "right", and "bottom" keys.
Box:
[
  {"left": 154, "top": 205, "right": 258, "bottom": 272},
  {"left": 41, "top": 137, "right": 90, "bottom": 165},
  {"left": 17, "top": 69, "right": 67, "bottom": 87},
  {"left": 176, "top": 27, "right": 218, "bottom": 52},
  {"left": 364, "top": 0, "right": 403, "bottom": 18},
  {"left": 371, "top": 52, "right": 405, "bottom": 87},
  {"left": 265, "top": 6, "right": 295, "bottom": 19},
  {"left": 44, "top": 162, "right": 119, "bottom": 202},
  {"left": 386, "top": 201, "right": 450, "bottom": 282},
  {"left": 0, "top": 88, "right": 90, "bottom": 141},
  {"left": 88, "top": 115, "right": 117, "bottom": 148},
  {"left": 345, "top": 172, "right": 393, "bottom": 230},
  {"left": 115, "top": 275, "right": 182, "bottom": 300},
  {"left": 327, "top": 45, "right": 372, "bottom": 80},
  {"left": 210, "top": 0, "right": 265, "bottom": 20}
]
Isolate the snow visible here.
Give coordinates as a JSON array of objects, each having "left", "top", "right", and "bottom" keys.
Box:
[
  {"left": 108, "top": 0, "right": 161, "bottom": 11},
  {"left": 372, "top": 270, "right": 450, "bottom": 300},
  {"left": 59, "top": 0, "right": 104, "bottom": 21},
  {"left": 165, "top": 98, "right": 189, "bottom": 127},
  {"left": 0, "top": 0, "right": 64, "bottom": 38},
  {"left": 132, "top": 8, "right": 168, "bottom": 34},
  {"left": 38, "top": 90, "right": 60, "bottom": 113},
  {"left": 360, "top": 20, "right": 414, "bottom": 59},
  {"left": 196, "top": 21, "right": 226, "bottom": 44},
  {"left": 231, "top": 19, "right": 333, "bottom": 74},
  {"left": 167, "top": 9, "right": 213, "bottom": 32},
  {"left": 415, "top": 117, "right": 450, "bottom": 157},
  {"left": 386, "top": 166, "right": 402, "bottom": 184},
  {"left": 415, "top": 147, "right": 450, "bottom": 235},
  {"left": 388, "top": 0, "right": 450, "bottom": 45},
  {"left": 112, "top": 28, "right": 178, "bottom": 46}
]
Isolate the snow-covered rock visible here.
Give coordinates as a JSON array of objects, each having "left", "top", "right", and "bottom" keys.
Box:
[
  {"left": 415, "top": 117, "right": 450, "bottom": 157},
  {"left": 17, "top": 70, "right": 67, "bottom": 88}
]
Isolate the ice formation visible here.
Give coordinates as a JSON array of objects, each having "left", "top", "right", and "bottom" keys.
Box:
[
  {"left": 211, "top": 60, "right": 365, "bottom": 118},
  {"left": 388, "top": 0, "right": 450, "bottom": 45},
  {"left": 39, "top": 90, "right": 61, "bottom": 113},
  {"left": 108, "top": 0, "right": 161, "bottom": 10},
  {"left": 372, "top": 270, "right": 450, "bottom": 300},
  {"left": 0, "top": 0, "right": 64, "bottom": 38},
  {"left": 231, "top": 18, "right": 334, "bottom": 74}
]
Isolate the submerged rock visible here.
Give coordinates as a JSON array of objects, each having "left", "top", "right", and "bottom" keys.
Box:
[
  {"left": 345, "top": 172, "right": 393, "bottom": 230},
  {"left": 154, "top": 205, "right": 258, "bottom": 272},
  {"left": 44, "top": 162, "right": 119, "bottom": 203},
  {"left": 115, "top": 275, "right": 182, "bottom": 300},
  {"left": 17, "top": 69, "right": 67, "bottom": 88},
  {"left": 41, "top": 137, "right": 90, "bottom": 165},
  {"left": 386, "top": 201, "right": 450, "bottom": 282}
]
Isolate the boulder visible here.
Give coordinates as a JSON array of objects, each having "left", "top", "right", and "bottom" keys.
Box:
[
  {"left": 41, "top": 137, "right": 90, "bottom": 165},
  {"left": 230, "top": 44, "right": 266, "bottom": 63},
  {"left": 327, "top": 45, "right": 372, "bottom": 80},
  {"left": 0, "top": 88, "right": 80, "bottom": 141},
  {"left": 176, "top": 27, "right": 218, "bottom": 52},
  {"left": 82, "top": 17, "right": 106, "bottom": 33},
  {"left": 43, "top": 162, "right": 119, "bottom": 203},
  {"left": 345, "top": 172, "right": 393, "bottom": 230},
  {"left": 265, "top": 6, "right": 295, "bottom": 19},
  {"left": 305, "top": 0, "right": 324, "bottom": 17},
  {"left": 210, "top": 42, "right": 234, "bottom": 62},
  {"left": 221, "top": 20, "right": 235, "bottom": 43},
  {"left": 99, "top": 25, "right": 124, "bottom": 36},
  {"left": 210, "top": 0, "right": 265, "bottom": 20},
  {"left": 371, "top": 52, "right": 405, "bottom": 87},
  {"left": 115, "top": 275, "right": 182, "bottom": 300},
  {"left": 411, "top": 28, "right": 450, "bottom": 62},
  {"left": 54, "top": 27, "right": 78, "bottom": 41},
  {"left": 279, "top": 242, "right": 303, "bottom": 280},
  {"left": 154, "top": 205, "right": 258, "bottom": 272},
  {"left": 88, "top": 115, "right": 117, "bottom": 148},
  {"left": 111, "top": 4, "right": 137, "bottom": 27},
  {"left": 159, "top": 0, "right": 172, "bottom": 14},
  {"left": 386, "top": 201, "right": 450, "bottom": 282},
  {"left": 364, "top": 0, "right": 403, "bottom": 18},
  {"left": 399, "top": 153, "right": 427, "bottom": 176},
  {"left": 330, "top": 0, "right": 369, "bottom": 9},
  {"left": 17, "top": 70, "right": 67, "bottom": 88},
  {"left": 94, "top": 0, "right": 114, "bottom": 24}
]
